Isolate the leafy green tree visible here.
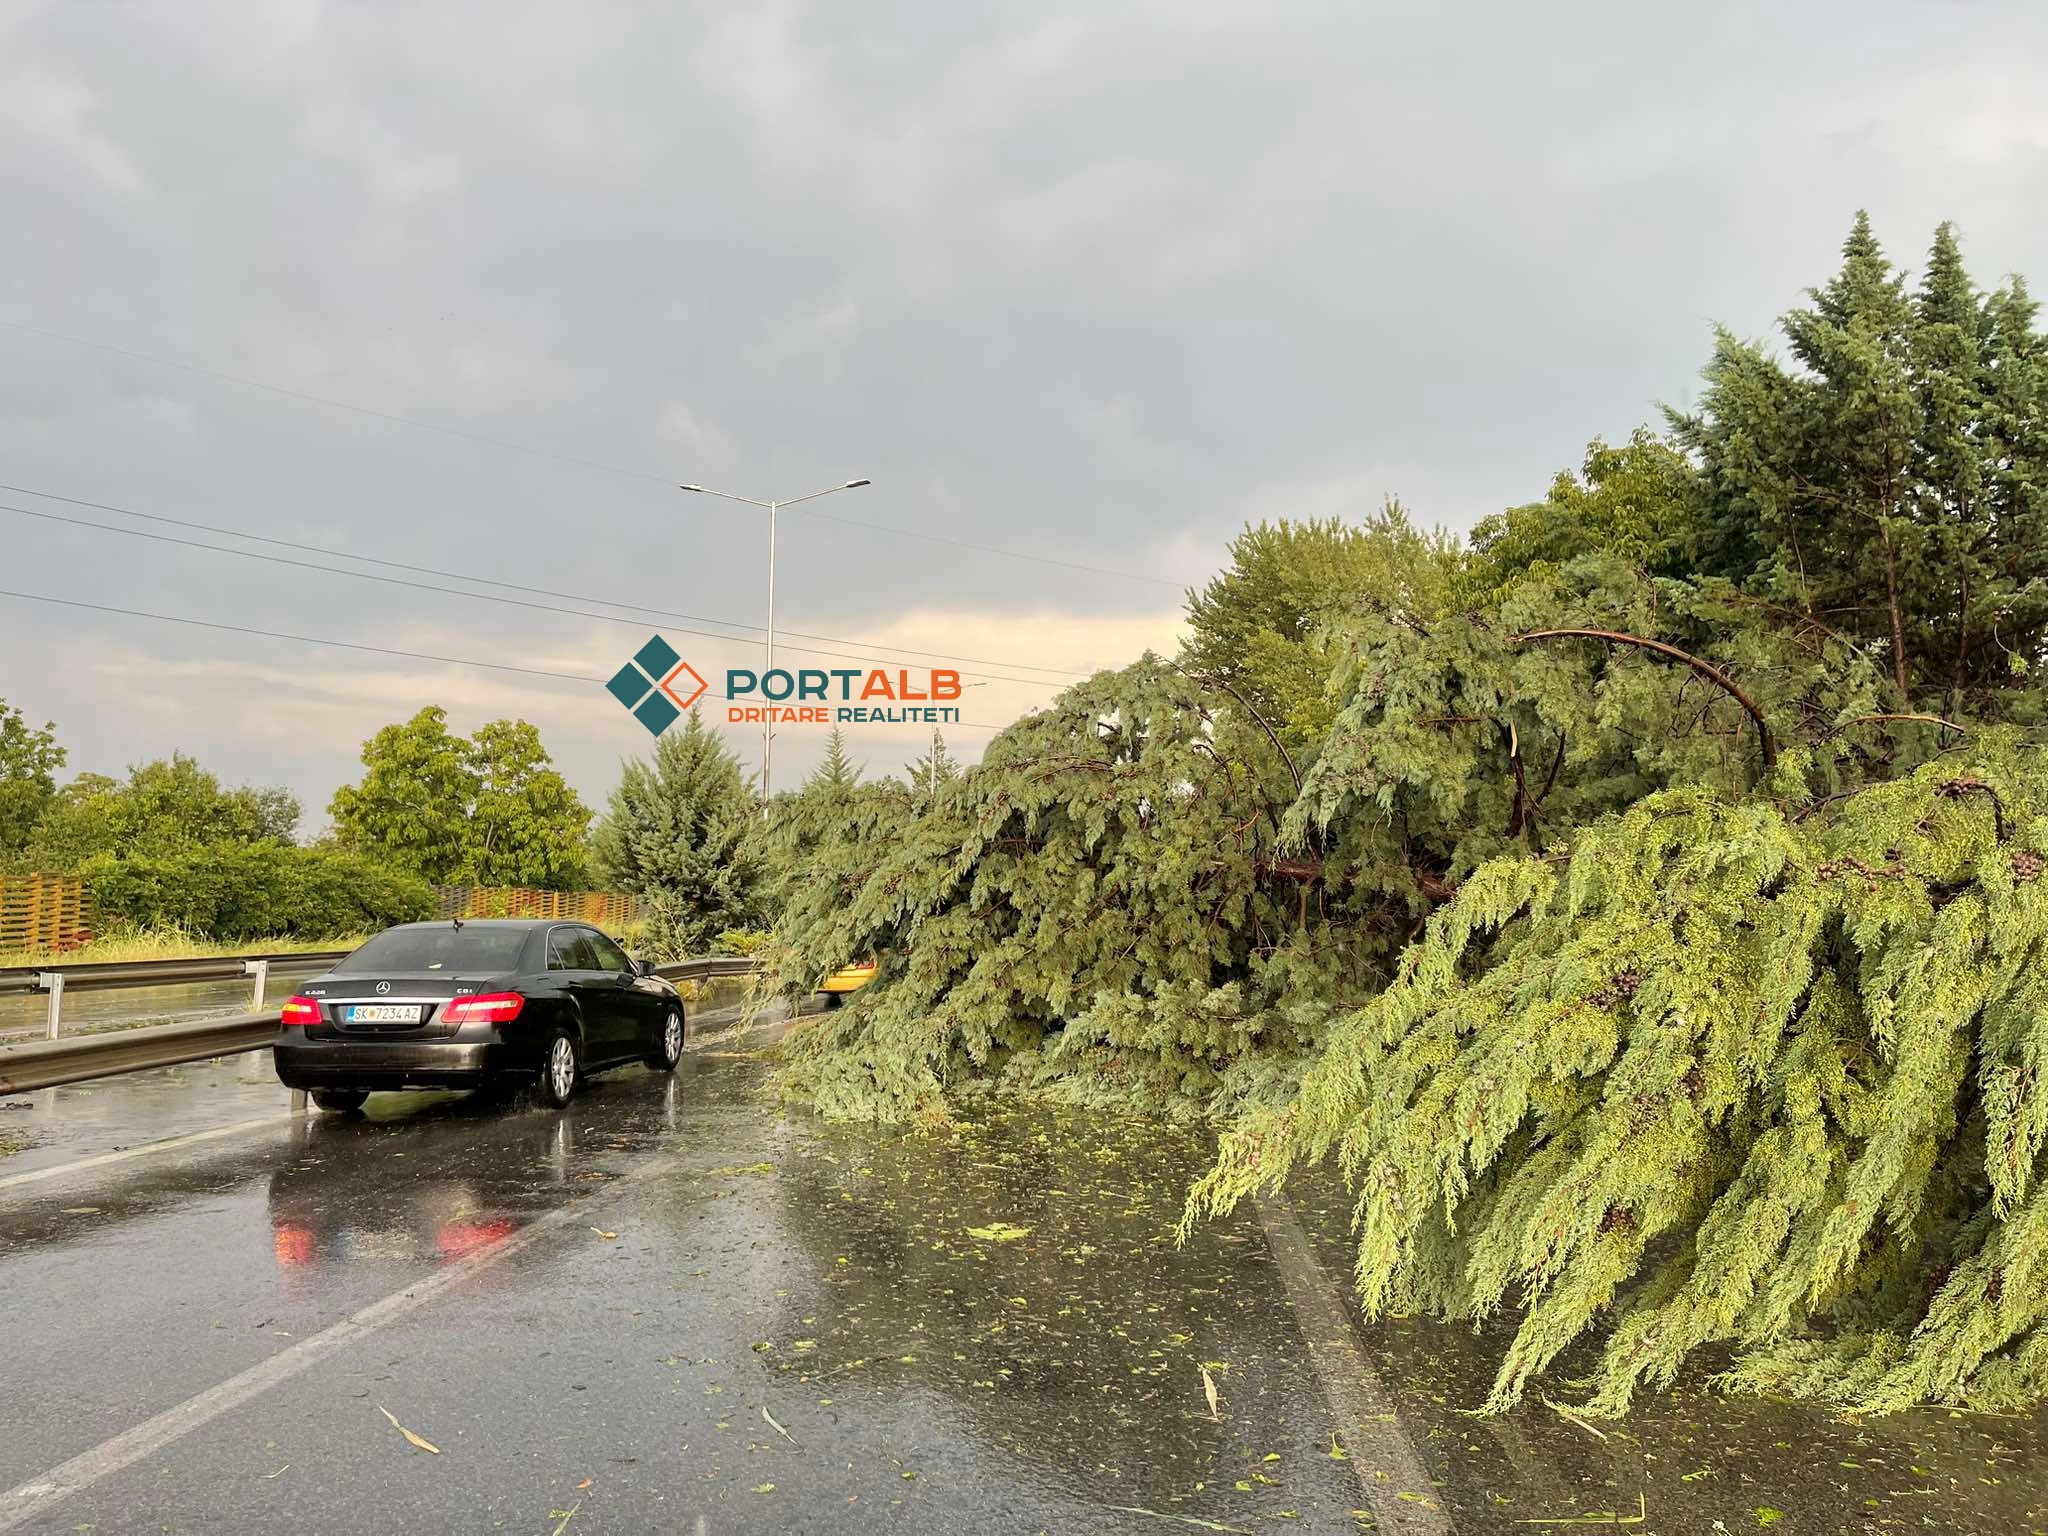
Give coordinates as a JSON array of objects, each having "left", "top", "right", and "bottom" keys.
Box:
[
  {"left": 1461, "top": 431, "right": 1702, "bottom": 602},
  {"left": 22, "top": 754, "right": 299, "bottom": 870},
  {"left": 19, "top": 774, "right": 118, "bottom": 869},
  {"left": 0, "top": 701, "right": 63, "bottom": 859},
  {"left": 590, "top": 708, "right": 760, "bottom": 957},
  {"left": 328, "top": 707, "right": 590, "bottom": 887},
  {"left": 82, "top": 844, "right": 434, "bottom": 941},
  {"left": 744, "top": 725, "right": 874, "bottom": 926},
  {"left": 1181, "top": 505, "right": 1463, "bottom": 756},
  {"left": 466, "top": 719, "right": 590, "bottom": 887},
  {"left": 328, "top": 707, "right": 475, "bottom": 883}
]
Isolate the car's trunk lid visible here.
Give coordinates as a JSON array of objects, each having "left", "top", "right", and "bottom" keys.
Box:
[{"left": 299, "top": 972, "right": 507, "bottom": 1034}]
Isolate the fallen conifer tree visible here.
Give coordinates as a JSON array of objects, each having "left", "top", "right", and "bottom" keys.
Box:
[{"left": 1188, "top": 743, "right": 2048, "bottom": 1415}]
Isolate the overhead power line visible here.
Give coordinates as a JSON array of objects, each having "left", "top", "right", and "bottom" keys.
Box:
[
  {"left": 0, "top": 501, "right": 1076, "bottom": 691},
  {"left": 0, "top": 586, "right": 1016, "bottom": 732},
  {"left": 0, "top": 480, "right": 1089, "bottom": 680},
  {"left": 0, "top": 316, "right": 1189, "bottom": 590}
]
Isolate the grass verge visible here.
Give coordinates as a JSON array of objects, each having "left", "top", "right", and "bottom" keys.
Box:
[{"left": 0, "top": 927, "right": 367, "bottom": 970}]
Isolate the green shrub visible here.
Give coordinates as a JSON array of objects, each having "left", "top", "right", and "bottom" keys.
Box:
[{"left": 82, "top": 844, "right": 434, "bottom": 942}]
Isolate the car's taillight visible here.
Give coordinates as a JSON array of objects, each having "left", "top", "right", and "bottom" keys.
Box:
[
  {"left": 280, "top": 994, "right": 321, "bottom": 1026},
  {"left": 442, "top": 991, "right": 525, "bottom": 1025}
]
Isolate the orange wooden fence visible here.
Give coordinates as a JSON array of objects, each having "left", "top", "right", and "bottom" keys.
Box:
[
  {"left": 0, "top": 873, "right": 93, "bottom": 954},
  {"left": 433, "top": 886, "right": 646, "bottom": 928}
]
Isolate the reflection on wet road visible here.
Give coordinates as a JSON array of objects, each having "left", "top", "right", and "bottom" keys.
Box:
[{"left": 2, "top": 1026, "right": 2046, "bottom": 1534}]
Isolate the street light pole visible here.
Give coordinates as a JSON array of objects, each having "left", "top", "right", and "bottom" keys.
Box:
[
  {"left": 677, "top": 478, "right": 871, "bottom": 802},
  {"left": 764, "top": 497, "right": 777, "bottom": 796}
]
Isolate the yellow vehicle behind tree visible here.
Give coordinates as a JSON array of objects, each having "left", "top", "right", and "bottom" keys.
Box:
[{"left": 819, "top": 958, "right": 876, "bottom": 1006}]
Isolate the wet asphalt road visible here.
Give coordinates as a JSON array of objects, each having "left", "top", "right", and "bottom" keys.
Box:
[
  {"left": 0, "top": 1013, "right": 1386, "bottom": 1535},
  {"left": 4, "top": 1014, "right": 2048, "bottom": 1535}
]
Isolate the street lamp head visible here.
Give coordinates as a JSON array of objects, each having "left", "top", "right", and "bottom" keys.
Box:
[
  {"left": 678, "top": 484, "right": 706, "bottom": 493},
  {"left": 844, "top": 479, "right": 871, "bottom": 488}
]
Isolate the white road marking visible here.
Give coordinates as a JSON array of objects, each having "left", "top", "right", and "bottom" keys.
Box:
[
  {"left": 1253, "top": 1195, "right": 1453, "bottom": 1534},
  {"left": 0, "top": 1112, "right": 292, "bottom": 1192},
  {"left": 0, "top": 1152, "right": 675, "bottom": 1532}
]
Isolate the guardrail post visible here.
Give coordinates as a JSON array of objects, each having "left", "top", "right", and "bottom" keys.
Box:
[
  {"left": 39, "top": 972, "right": 63, "bottom": 1040},
  {"left": 247, "top": 959, "right": 306, "bottom": 1114},
  {"left": 242, "top": 959, "right": 303, "bottom": 1114}
]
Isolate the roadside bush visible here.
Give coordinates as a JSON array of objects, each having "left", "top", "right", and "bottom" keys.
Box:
[{"left": 82, "top": 844, "right": 434, "bottom": 942}]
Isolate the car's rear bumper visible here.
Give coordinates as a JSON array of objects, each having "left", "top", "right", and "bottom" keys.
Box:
[{"left": 273, "top": 1032, "right": 524, "bottom": 1090}]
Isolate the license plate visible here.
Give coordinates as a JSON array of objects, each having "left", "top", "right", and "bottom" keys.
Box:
[{"left": 345, "top": 1004, "right": 423, "bottom": 1023}]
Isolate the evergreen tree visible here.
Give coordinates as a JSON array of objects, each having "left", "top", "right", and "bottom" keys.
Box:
[
  {"left": 1673, "top": 213, "right": 2048, "bottom": 709},
  {"left": 809, "top": 726, "right": 861, "bottom": 791},
  {"left": 1181, "top": 506, "right": 1462, "bottom": 757},
  {"left": 1191, "top": 742, "right": 2048, "bottom": 1417},
  {"left": 1978, "top": 274, "right": 2048, "bottom": 684},
  {"left": 775, "top": 656, "right": 1373, "bottom": 1120},
  {"left": 763, "top": 218, "right": 2048, "bottom": 1419},
  {"left": 591, "top": 708, "right": 760, "bottom": 957}
]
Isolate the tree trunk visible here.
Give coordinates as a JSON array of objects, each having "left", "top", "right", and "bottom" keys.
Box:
[{"left": 1879, "top": 520, "right": 1911, "bottom": 699}]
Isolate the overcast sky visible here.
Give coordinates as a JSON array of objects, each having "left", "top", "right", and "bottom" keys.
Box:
[{"left": 3, "top": 0, "right": 2045, "bottom": 830}]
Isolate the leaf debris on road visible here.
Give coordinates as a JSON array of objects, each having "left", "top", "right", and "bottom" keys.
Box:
[{"left": 376, "top": 1404, "right": 441, "bottom": 1454}]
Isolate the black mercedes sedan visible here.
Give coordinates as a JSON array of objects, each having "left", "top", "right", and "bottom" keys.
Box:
[{"left": 272, "top": 919, "right": 684, "bottom": 1112}]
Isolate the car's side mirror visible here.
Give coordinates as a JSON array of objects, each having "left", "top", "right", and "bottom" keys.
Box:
[{"left": 634, "top": 957, "right": 656, "bottom": 977}]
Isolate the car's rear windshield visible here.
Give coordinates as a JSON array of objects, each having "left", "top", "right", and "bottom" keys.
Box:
[{"left": 333, "top": 927, "right": 529, "bottom": 973}]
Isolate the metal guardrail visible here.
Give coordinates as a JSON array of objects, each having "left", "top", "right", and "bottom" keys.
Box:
[
  {"left": 0, "top": 951, "right": 355, "bottom": 997},
  {"left": 0, "top": 1013, "right": 283, "bottom": 1094},
  {"left": 0, "top": 950, "right": 352, "bottom": 1042},
  {"left": 0, "top": 956, "right": 767, "bottom": 1094},
  {"left": 656, "top": 957, "right": 763, "bottom": 982}
]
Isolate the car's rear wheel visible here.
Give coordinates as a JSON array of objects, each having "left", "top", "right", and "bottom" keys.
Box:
[
  {"left": 309, "top": 1088, "right": 368, "bottom": 1113},
  {"left": 536, "top": 1030, "right": 579, "bottom": 1108},
  {"left": 648, "top": 1008, "right": 684, "bottom": 1071}
]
